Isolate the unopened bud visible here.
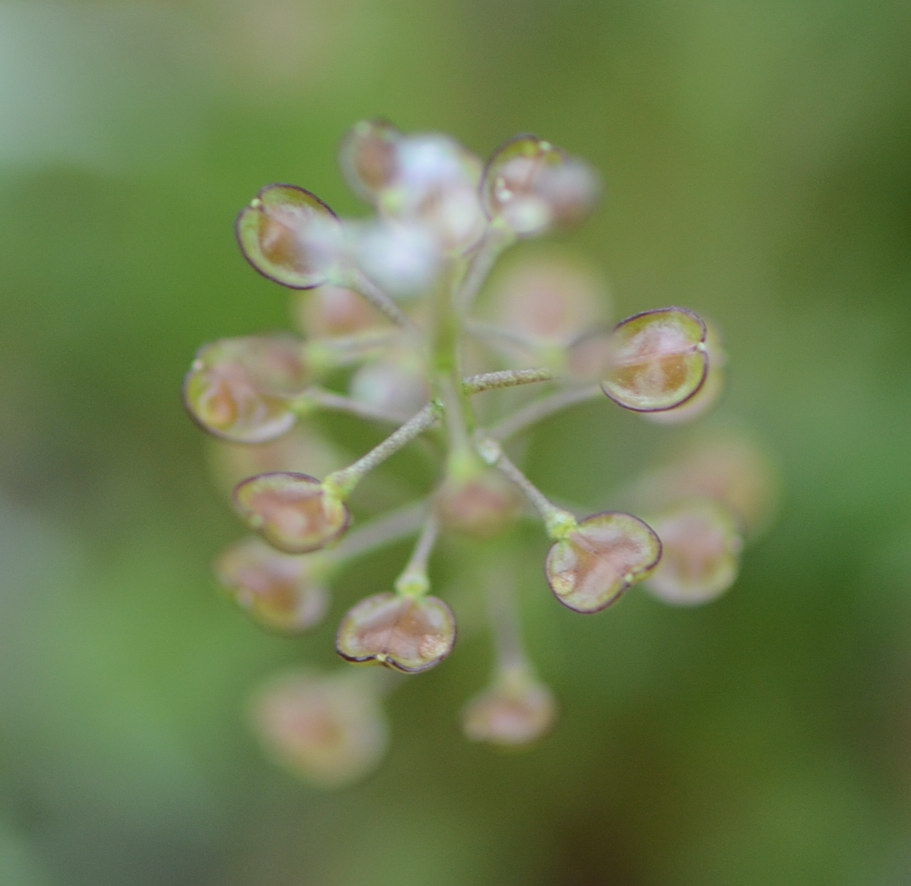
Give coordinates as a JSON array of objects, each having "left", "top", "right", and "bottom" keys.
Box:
[
  {"left": 236, "top": 184, "right": 343, "bottom": 289},
  {"left": 249, "top": 670, "right": 389, "bottom": 788},
  {"left": 600, "top": 307, "right": 708, "bottom": 412},
  {"left": 434, "top": 469, "right": 522, "bottom": 540},
  {"left": 481, "top": 135, "right": 600, "bottom": 237},
  {"left": 292, "top": 284, "right": 387, "bottom": 338},
  {"left": 233, "top": 472, "right": 350, "bottom": 553},
  {"left": 636, "top": 432, "right": 780, "bottom": 539},
  {"left": 214, "top": 536, "right": 329, "bottom": 632},
  {"left": 644, "top": 501, "right": 742, "bottom": 605},
  {"left": 336, "top": 591, "right": 456, "bottom": 673},
  {"left": 462, "top": 669, "right": 557, "bottom": 747},
  {"left": 380, "top": 134, "right": 486, "bottom": 252},
  {"left": 339, "top": 118, "right": 402, "bottom": 203},
  {"left": 488, "top": 253, "right": 607, "bottom": 349},
  {"left": 183, "top": 335, "right": 308, "bottom": 443},
  {"left": 545, "top": 511, "right": 662, "bottom": 613}
]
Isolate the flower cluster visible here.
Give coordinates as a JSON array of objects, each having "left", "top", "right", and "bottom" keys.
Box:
[{"left": 185, "top": 121, "right": 775, "bottom": 785}]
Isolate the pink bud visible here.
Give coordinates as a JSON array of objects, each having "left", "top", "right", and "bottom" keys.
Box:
[
  {"left": 488, "top": 253, "right": 607, "bottom": 345},
  {"left": 462, "top": 670, "right": 557, "bottom": 747},
  {"left": 339, "top": 118, "right": 402, "bottom": 203},
  {"left": 249, "top": 670, "right": 389, "bottom": 788},
  {"left": 233, "top": 472, "right": 350, "bottom": 553},
  {"left": 236, "top": 184, "right": 342, "bottom": 289},
  {"left": 545, "top": 512, "right": 662, "bottom": 613},
  {"left": 600, "top": 307, "right": 708, "bottom": 412},
  {"left": 336, "top": 592, "right": 456, "bottom": 674},
  {"left": 214, "top": 536, "right": 329, "bottom": 632},
  {"left": 481, "top": 135, "right": 600, "bottom": 237},
  {"left": 434, "top": 469, "right": 522, "bottom": 540},
  {"left": 183, "top": 335, "right": 308, "bottom": 443},
  {"left": 644, "top": 501, "right": 742, "bottom": 605},
  {"left": 292, "top": 284, "right": 387, "bottom": 338},
  {"left": 635, "top": 433, "right": 780, "bottom": 540}
]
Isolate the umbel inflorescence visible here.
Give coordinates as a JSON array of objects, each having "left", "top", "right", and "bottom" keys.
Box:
[{"left": 185, "top": 121, "right": 774, "bottom": 786}]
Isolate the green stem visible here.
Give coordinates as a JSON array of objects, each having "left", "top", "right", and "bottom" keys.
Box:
[
  {"left": 484, "top": 556, "right": 529, "bottom": 672},
  {"left": 346, "top": 270, "right": 422, "bottom": 336},
  {"left": 489, "top": 383, "right": 601, "bottom": 440},
  {"left": 332, "top": 501, "right": 426, "bottom": 562},
  {"left": 463, "top": 367, "right": 555, "bottom": 395},
  {"left": 477, "top": 436, "right": 577, "bottom": 539},
  {"left": 394, "top": 515, "right": 439, "bottom": 598},
  {"left": 429, "top": 259, "right": 480, "bottom": 477},
  {"left": 302, "top": 331, "right": 400, "bottom": 372},
  {"left": 324, "top": 400, "right": 443, "bottom": 498},
  {"left": 455, "top": 227, "right": 513, "bottom": 313},
  {"left": 464, "top": 320, "right": 545, "bottom": 359},
  {"left": 296, "top": 387, "right": 410, "bottom": 425},
  {"left": 439, "top": 373, "right": 478, "bottom": 479}
]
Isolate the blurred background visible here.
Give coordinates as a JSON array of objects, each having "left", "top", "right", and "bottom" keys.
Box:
[{"left": 2, "top": 0, "right": 910, "bottom": 883}]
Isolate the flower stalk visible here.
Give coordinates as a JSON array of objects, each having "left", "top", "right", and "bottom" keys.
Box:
[{"left": 324, "top": 400, "right": 443, "bottom": 499}]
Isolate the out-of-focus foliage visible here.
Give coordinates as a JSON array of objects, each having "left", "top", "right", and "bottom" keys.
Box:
[{"left": 1, "top": 0, "right": 910, "bottom": 884}]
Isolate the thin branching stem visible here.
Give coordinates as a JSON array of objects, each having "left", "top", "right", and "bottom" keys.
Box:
[
  {"left": 305, "top": 387, "right": 410, "bottom": 425},
  {"left": 455, "top": 227, "right": 513, "bottom": 313},
  {"left": 463, "top": 367, "right": 555, "bottom": 395},
  {"left": 334, "top": 501, "right": 426, "bottom": 561},
  {"left": 325, "top": 401, "right": 443, "bottom": 497},
  {"left": 348, "top": 270, "right": 422, "bottom": 336},
  {"left": 303, "top": 330, "right": 401, "bottom": 369},
  {"left": 394, "top": 514, "right": 440, "bottom": 597},
  {"left": 477, "top": 436, "right": 576, "bottom": 538},
  {"left": 485, "top": 562, "right": 529, "bottom": 672},
  {"left": 464, "top": 320, "right": 544, "bottom": 358},
  {"left": 490, "top": 383, "right": 601, "bottom": 440}
]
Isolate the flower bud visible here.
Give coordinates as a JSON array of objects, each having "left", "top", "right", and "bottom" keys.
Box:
[
  {"left": 636, "top": 433, "right": 780, "bottom": 539},
  {"left": 434, "top": 468, "right": 522, "bottom": 540},
  {"left": 236, "top": 184, "right": 343, "bottom": 289},
  {"left": 461, "top": 669, "right": 557, "bottom": 747},
  {"left": 379, "top": 133, "right": 486, "bottom": 252},
  {"left": 291, "top": 284, "right": 387, "bottom": 339},
  {"left": 183, "top": 335, "right": 308, "bottom": 443},
  {"left": 249, "top": 670, "right": 389, "bottom": 788},
  {"left": 214, "top": 536, "right": 329, "bottom": 632},
  {"left": 644, "top": 501, "right": 742, "bottom": 605},
  {"left": 486, "top": 253, "right": 608, "bottom": 365},
  {"left": 336, "top": 591, "right": 456, "bottom": 673},
  {"left": 233, "top": 472, "right": 350, "bottom": 553},
  {"left": 339, "top": 118, "right": 402, "bottom": 203},
  {"left": 600, "top": 307, "right": 708, "bottom": 412},
  {"left": 545, "top": 512, "right": 662, "bottom": 613},
  {"left": 481, "top": 135, "right": 600, "bottom": 237}
]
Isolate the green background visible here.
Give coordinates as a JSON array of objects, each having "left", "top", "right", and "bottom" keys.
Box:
[{"left": 2, "top": 0, "right": 910, "bottom": 883}]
